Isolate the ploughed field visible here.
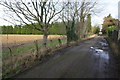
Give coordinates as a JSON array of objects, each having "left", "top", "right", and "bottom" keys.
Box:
[{"left": 2, "top": 34, "right": 66, "bottom": 48}]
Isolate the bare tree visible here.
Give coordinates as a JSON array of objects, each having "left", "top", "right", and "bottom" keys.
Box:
[
  {"left": 61, "top": 0, "right": 97, "bottom": 43},
  {"left": 61, "top": 1, "right": 81, "bottom": 44},
  {"left": 79, "top": 0, "right": 97, "bottom": 39},
  {"left": 0, "top": 0, "right": 65, "bottom": 46}
]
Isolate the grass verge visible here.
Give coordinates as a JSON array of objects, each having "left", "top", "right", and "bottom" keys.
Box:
[
  {"left": 106, "top": 37, "right": 120, "bottom": 76},
  {"left": 2, "top": 39, "right": 67, "bottom": 78},
  {"left": 2, "top": 39, "right": 67, "bottom": 59}
]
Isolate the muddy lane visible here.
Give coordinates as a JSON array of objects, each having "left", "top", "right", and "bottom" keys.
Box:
[{"left": 15, "top": 36, "right": 118, "bottom": 78}]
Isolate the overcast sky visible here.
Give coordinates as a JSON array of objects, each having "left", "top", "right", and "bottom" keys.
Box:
[
  {"left": 91, "top": 0, "right": 120, "bottom": 29},
  {"left": 0, "top": 0, "right": 120, "bottom": 27}
]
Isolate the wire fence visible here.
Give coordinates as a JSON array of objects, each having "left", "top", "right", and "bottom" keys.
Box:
[{"left": 2, "top": 35, "right": 67, "bottom": 78}]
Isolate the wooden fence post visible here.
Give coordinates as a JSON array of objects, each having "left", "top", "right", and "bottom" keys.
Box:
[
  {"left": 34, "top": 40, "right": 39, "bottom": 53},
  {"left": 43, "top": 43, "right": 47, "bottom": 48},
  {"left": 58, "top": 38, "right": 62, "bottom": 46},
  {"left": 8, "top": 47, "right": 13, "bottom": 70},
  {"left": 50, "top": 40, "right": 53, "bottom": 43},
  {"left": 8, "top": 47, "right": 12, "bottom": 56}
]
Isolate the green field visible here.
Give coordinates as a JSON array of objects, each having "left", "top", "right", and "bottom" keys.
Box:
[{"left": 2, "top": 39, "right": 67, "bottom": 59}]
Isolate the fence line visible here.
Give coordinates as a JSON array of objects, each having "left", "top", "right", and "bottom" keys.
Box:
[{"left": 2, "top": 37, "right": 67, "bottom": 78}]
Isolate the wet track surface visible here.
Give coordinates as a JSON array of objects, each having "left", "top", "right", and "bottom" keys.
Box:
[{"left": 15, "top": 36, "right": 118, "bottom": 78}]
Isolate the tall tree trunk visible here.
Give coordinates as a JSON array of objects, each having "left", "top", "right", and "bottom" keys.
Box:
[
  {"left": 79, "top": 18, "right": 84, "bottom": 38},
  {"left": 82, "top": 20, "right": 88, "bottom": 38},
  {"left": 66, "top": 25, "right": 71, "bottom": 45},
  {"left": 76, "top": 22, "right": 80, "bottom": 41},
  {"left": 79, "top": 1, "right": 85, "bottom": 39},
  {"left": 42, "top": 31, "right": 48, "bottom": 48},
  {"left": 66, "top": 28, "right": 71, "bottom": 45}
]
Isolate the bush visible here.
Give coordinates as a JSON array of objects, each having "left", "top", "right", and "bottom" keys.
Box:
[{"left": 107, "top": 26, "right": 116, "bottom": 37}]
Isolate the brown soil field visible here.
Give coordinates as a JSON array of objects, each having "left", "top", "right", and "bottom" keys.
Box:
[{"left": 1, "top": 34, "right": 66, "bottom": 48}]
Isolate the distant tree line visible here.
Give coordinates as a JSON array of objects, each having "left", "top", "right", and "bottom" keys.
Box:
[
  {"left": 1, "top": 22, "right": 66, "bottom": 35},
  {"left": 1, "top": 25, "right": 43, "bottom": 34},
  {"left": 91, "top": 26, "right": 100, "bottom": 34}
]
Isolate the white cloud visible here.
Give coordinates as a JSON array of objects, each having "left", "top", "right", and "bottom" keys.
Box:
[{"left": 91, "top": 0, "right": 120, "bottom": 26}]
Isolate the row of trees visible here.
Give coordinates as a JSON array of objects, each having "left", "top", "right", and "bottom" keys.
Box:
[
  {"left": 0, "top": 0, "right": 98, "bottom": 46},
  {"left": 1, "top": 25, "right": 42, "bottom": 34},
  {"left": 1, "top": 22, "right": 99, "bottom": 35},
  {"left": 60, "top": 1, "right": 97, "bottom": 43},
  {"left": 1, "top": 22, "right": 66, "bottom": 35}
]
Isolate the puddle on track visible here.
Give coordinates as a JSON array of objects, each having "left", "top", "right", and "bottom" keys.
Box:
[
  {"left": 89, "top": 38, "right": 112, "bottom": 77},
  {"left": 90, "top": 47, "right": 109, "bottom": 60},
  {"left": 90, "top": 38, "right": 110, "bottom": 60}
]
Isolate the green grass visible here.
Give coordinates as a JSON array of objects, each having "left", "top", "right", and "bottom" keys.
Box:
[
  {"left": 47, "top": 39, "right": 67, "bottom": 47},
  {"left": 3, "top": 44, "right": 36, "bottom": 58},
  {"left": 2, "top": 39, "right": 67, "bottom": 58}
]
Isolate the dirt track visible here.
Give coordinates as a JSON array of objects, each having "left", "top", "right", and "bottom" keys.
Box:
[{"left": 14, "top": 36, "right": 118, "bottom": 78}]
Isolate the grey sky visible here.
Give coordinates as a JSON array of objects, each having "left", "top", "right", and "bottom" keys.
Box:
[
  {"left": 91, "top": 0, "right": 120, "bottom": 28},
  {"left": 0, "top": 0, "right": 120, "bottom": 26}
]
